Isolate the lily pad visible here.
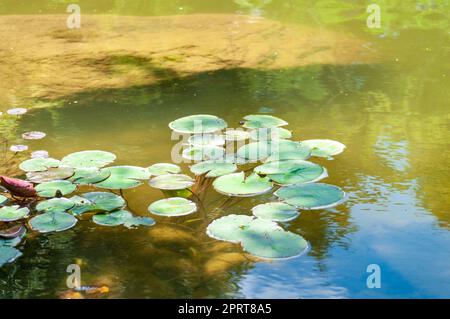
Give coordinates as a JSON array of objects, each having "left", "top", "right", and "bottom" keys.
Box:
[
  {"left": 92, "top": 210, "right": 133, "bottom": 226},
  {"left": 0, "top": 205, "right": 30, "bottom": 222},
  {"left": 26, "top": 166, "right": 75, "bottom": 183},
  {"left": 213, "top": 172, "right": 272, "bottom": 197},
  {"left": 35, "top": 180, "right": 76, "bottom": 198},
  {"left": 95, "top": 166, "right": 150, "bottom": 189},
  {"left": 301, "top": 139, "right": 346, "bottom": 157},
  {"left": 0, "top": 195, "right": 7, "bottom": 206},
  {"left": 265, "top": 140, "right": 311, "bottom": 162},
  {"left": 123, "top": 216, "right": 155, "bottom": 229},
  {"left": 31, "top": 150, "right": 49, "bottom": 159},
  {"left": 187, "top": 134, "right": 225, "bottom": 146},
  {"left": 182, "top": 145, "right": 225, "bottom": 161},
  {"left": 22, "top": 131, "right": 46, "bottom": 140},
  {"left": 254, "top": 160, "right": 327, "bottom": 185},
  {"left": 275, "top": 183, "right": 346, "bottom": 210},
  {"left": 7, "top": 108, "right": 27, "bottom": 115},
  {"left": 19, "top": 158, "right": 61, "bottom": 172},
  {"left": 224, "top": 129, "right": 250, "bottom": 141},
  {"left": 69, "top": 192, "right": 125, "bottom": 215},
  {"left": 9, "top": 145, "right": 28, "bottom": 152},
  {"left": 148, "top": 197, "right": 197, "bottom": 217},
  {"left": 29, "top": 212, "right": 78, "bottom": 233},
  {"left": 190, "top": 160, "right": 237, "bottom": 178},
  {"left": 0, "top": 225, "right": 26, "bottom": 239},
  {"left": 251, "top": 202, "right": 299, "bottom": 222},
  {"left": 249, "top": 127, "right": 292, "bottom": 141},
  {"left": 69, "top": 167, "right": 111, "bottom": 185},
  {"left": 62, "top": 150, "right": 116, "bottom": 168},
  {"left": 147, "top": 163, "right": 181, "bottom": 176},
  {"left": 206, "top": 214, "right": 307, "bottom": 259},
  {"left": 236, "top": 141, "right": 272, "bottom": 161},
  {"left": 242, "top": 115, "right": 288, "bottom": 129},
  {"left": 36, "top": 198, "right": 75, "bottom": 213},
  {"left": 149, "top": 174, "right": 194, "bottom": 190},
  {"left": 169, "top": 114, "right": 227, "bottom": 134},
  {"left": 0, "top": 246, "right": 22, "bottom": 268}
]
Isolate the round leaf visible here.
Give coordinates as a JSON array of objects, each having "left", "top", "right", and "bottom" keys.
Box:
[
  {"left": 69, "top": 167, "right": 111, "bottom": 185},
  {"left": 169, "top": 114, "right": 227, "bottom": 134},
  {"left": 0, "top": 205, "right": 29, "bottom": 222},
  {"left": 265, "top": 140, "right": 311, "bottom": 162},
  {"left": 251, "top": 202, "right": 299, "bottom": 222},
  {"left": 224, "top": 129, "right": 250, "bottom": 141},
  {"left": 22, "top": 131, "right": 46, "bottom": 140},
  {"left": 148, "top": 197, "right": 197, "bottom": 217},
  {"left": 26, "top": 166, "right": 75, "bottom": 183},
  {"left": 213, "top": 172, "right": 272, "bottom": 197},
  {"left": 254, "top": 160, "right": 327, "bottom": 185},
  {"left": 29, "top": 212, "right": 77, "bottom": 233},
  {"left": 301, "top": 139, "right": 346, "bottom": 157},
  {"left": 187, "top": 134, "right": 225, "bottom": 146},
  {"left": 35, "top": 180, "right": 76, "bottom": 198},
  {"left": 19, "top": 158, "right": 61, "bottom": 172},
  {"left": 69, "top": 192, "right": 125, "bottom": 215},
  {"left": 94, "top": 166, "right": 150, "bottom": 189},
  {"left": 0, "top": 246, "right": 22, "bottom": 268},
  {"left": 182, "top": 145, "right": 225, "bottom": 161},
  {"left": 190, "top": 161, "right": 237, "bottom": 178},
  {"left": 92, "top": 210, "right": 133, "bottom": 226},
  {"left": 147, "top": 163, "right": 181, "bottom": 176},
  {"left": 62, "top": 150, "right": 116, "bottom": 168},
  {"left": 36, "top": 198, "right": 75, "bottom": 213},
  {"left": 242, "top": 115, "right": 288, "bottom": 129},
  {"left": 249, "top": 127, "right": 292, "bottom": 141},
  {"left": 149, "top": 174, "right": 194, "bottom": 190}
]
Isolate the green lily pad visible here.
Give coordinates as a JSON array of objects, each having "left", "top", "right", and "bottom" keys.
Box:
[
  {"left": 69, "top": 167, "right": 111, "bottom": 185},
  {"left": 149, "top": 174, "right": 194, "bottom": 190},
  {"left": 0, "top": 195, "right": 7, "bottom": 206},
  {"left": 187, "top": 134, "right": 225, "bottom": 146},
  {"left": 123, "top": 216, "right": 155, "bottom": 229},
  {"left": 36, "top": 198, "right": 75, "bottom": 213},
  {"left": 29, "top": 212, "right": 78, "bottom": 233},
  {"left": 251, "top": 202, "right": 299, "bottom": 222},
  {"left": 35, "top": 180, "right": 76, "bottom": 198},
  {"left": 69, "top": 192, "right": 125, "bottom": 215},
  {"left": 224, "top": 129, "right": 250, "bottom": 141},
  {"left": 62, "top": 150, "right": 116, "bottom": 168},
  {"left": 148, "top": 197, "right": 197, "bottom": 217},
  {"left": 213, "top": 172, "right": 272, "bottom": 197},
  {"left": 169, "top": 114, "right": 227, "bottom": 134},
  {"left": 265, "top": 140, "right": 311, "bottom": 162},
  {"left": 242, "top": 115, "right": 288, "bottom": 129},
  {"left": 147, "top": 163, "right": 181, "bottom": 176},
  {"left": 92, "top": 210, "right": 133, "bottom": 226},
  {"left": 254, "top": 160, "right": 327, "bottom": 185},
  {"left": 0, "top": 205, "right": 30, "bottom": 222},
  {"left": 190, "top": 160, "right": 237, "bottom": 178},
  {"left": 249, "top": 127, "right": 292, "bottom": 141},
  {"left": 94, "top": 166, "right": 150, "bottom": 189},
  {"left": 182, "top": 145, "right": 225, "bottom": 161},
  {"left": 236, "top": 141, "right": 272, "bottom": 161},
  {"left": 26, "top": 166, "right": 75, "bottom": 183},
  {"left": 19, "top": 158, "right": 61, "bottom": 172},
  {"left": 301, "top": 139, "right": 346, "bottom": 157},
  {"left": 0, "top": 246, "right": 22, "bottom": 268},
  {"left": 275, "top": 183, "right": 346, "bottom": 210},
  {"left": 206, "top": 214, "right": 307, "bottom": 259}
]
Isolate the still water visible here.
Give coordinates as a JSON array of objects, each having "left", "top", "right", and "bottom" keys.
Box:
[{"left": 0, "top": 1, "right": 449, "bottom": 298}]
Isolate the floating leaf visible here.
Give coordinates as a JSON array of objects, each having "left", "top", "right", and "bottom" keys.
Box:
[
  {"left": 249, "top": 127, "right": 292, "bottom": 141},
  {"left": 169, "top": 114, "right": 227, "bottom": 134},
  {"left": 22, "top": 131, "right": 46, "bottom": 140},
  {"left": 0, "top": 246, "right": 22, "bottom": 268},
  {"left": 6, "top": 108, "right": 27, "bottom": 115},
  {"left": 148, "top": 197, "right": 197, "bottom": 217},
  {"left": 0, "top": 195, "right": 7, "bottom": 206},
  {"left": 36, "top": 198, "right": 75, "bottom": 213},
  {"left": 26, "top": 166, "right": 75, "bottom": 183},
  {"left": 92, "top": 210, "right": 133, "bottom": 226},
  {"left": 242, "top": 115, "right": 288, "bottom": 129},
  {"left": 123, "top": 216, "right": 155, "bottom": 228},
  {"left": 69, "top": 167, "right": 111, "bottom": 185},
  {"left": 35, "top": 180, "right": 76, "bottom": 198},
  {"left": 190, "top": 160, "right": 237, "bottom": 178},
  {"left": 62, "top": 150, "right": 116, "bottom": 168},
  {"left": 224, "top": 129, "right": 250, "bottom": 141},
  {"left": 0, "top": 225, "right": 26, "bottom": 239},
  {"left": 19, "top": 158, "right": 61, "bottom": 172},
  {"left": 301, "top": 139, "right": 346, "bottom": 157},
  {"left": 236, "top": 141, "right": 272, "bottom": 161},
  {"left": 206, "top": 214, "right": 307, "bottom": 259},
  {"left": 265, "top": 140, "right": 311, "bottom": 162},
  {"left": 182, "top": 145, "right": 225, "bottom": 161},
  {"left": 251, "top": 202, "right": 299, "bottom": 222},
  {"left": 29, "top": 212, "right": 77, "bottom": 233},
  {"left": 275, "top": 183, "right": 346, "bottom": 210},
  {"left": 254, "top": 160, "right": 327, "bottom": 185},
  {"left": 94, "top": 166, "right": 150, "bottom": 189},
  {"left": 10, "top": 145, "right": 28, "bottom": 152},
  {"left": 147, "top": 163, "right": 181, "bottom": 176},
  {"left": 0, "top": 205, "right": 29, "bottom": 222},
  {"left": 149, "top": 174, "right": 194, "bottom": 190},
  {"left": 69, "top": 192, "right": 125, "bottom": 215},
  {"left": 187, "top": 134, "right": 225, "bottom": 146},
  {"left": 31, "top": 150, "right": 49, "bottom": 159},
  {"left": 213, "top": 172, "right": 272, "bottom": 197}
]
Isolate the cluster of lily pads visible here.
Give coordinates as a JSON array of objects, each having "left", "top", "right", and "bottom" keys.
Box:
[{"left": 0, "top": 113, "right": 346, "bottom": 268}]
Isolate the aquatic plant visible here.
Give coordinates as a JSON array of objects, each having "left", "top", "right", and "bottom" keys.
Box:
[{"left": 0, "top": 113, "right": 346, "bottom": 267}]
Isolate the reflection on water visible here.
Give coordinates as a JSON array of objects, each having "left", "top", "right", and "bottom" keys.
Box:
[{"left": 1, "top": 1, "right": 449, "bottom": 298}]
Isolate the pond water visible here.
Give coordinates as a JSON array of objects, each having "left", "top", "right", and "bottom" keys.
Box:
[{"left": 0, "top": 1, "right": 449, "bottom": 298}]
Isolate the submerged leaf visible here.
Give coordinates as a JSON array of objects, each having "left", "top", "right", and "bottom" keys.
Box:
[
  {"left": 149, "top": 174, "right": 194, "bottom": 190},
  {"left": 35, "top": 180, "right": 76, "bottom": 198},
  {"left": 169, "top": 114, "right": 227, "bottom": 134},
  {"left": 275, "top": 183, "right": 346, "bottom": 210},
  {"left": 213, "top": 172, "right": 272, "bottom": 197},
  {"left": 30, "top": 212, "right": 77, "bottom": 233},
  {"left": 62, "top": 150, "right": 116, "bottom": 168},
  {"left": 148, "top": 197, "right": 197, "bottom": 217}
]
